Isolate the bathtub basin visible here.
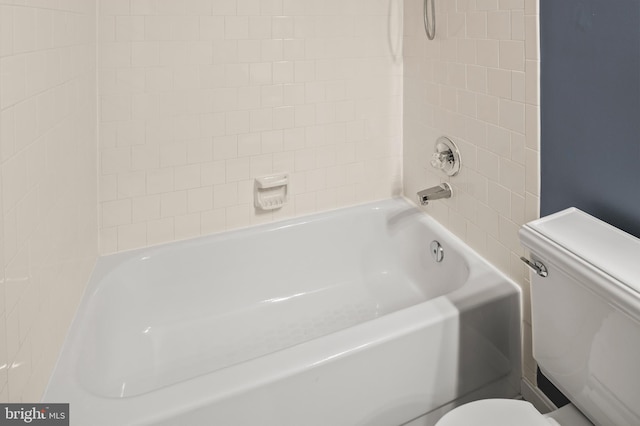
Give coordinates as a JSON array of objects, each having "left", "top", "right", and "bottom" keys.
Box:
[{"left": 44, "top": 198, "right": 521, "bottom": 425}]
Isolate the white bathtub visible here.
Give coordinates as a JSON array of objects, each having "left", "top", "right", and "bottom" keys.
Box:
[{"left": 44, "top": 198, "right": 521, "bottom": 426}]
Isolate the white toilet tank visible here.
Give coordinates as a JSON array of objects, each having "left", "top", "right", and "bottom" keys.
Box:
[{"left": 520, "top": 208, "right": 640, "bottom": 426}]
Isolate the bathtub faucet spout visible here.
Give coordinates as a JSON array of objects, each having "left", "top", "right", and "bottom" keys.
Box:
[{"left": 417, "top": 183, "right": 452, "bottom": 206}]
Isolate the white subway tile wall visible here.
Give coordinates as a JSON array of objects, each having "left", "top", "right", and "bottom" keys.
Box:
[
  {"left": 403, "top": 0, "right": 540, "bottom": 382},
  {"left": 98, "top": 0, "right": 404, "bottom": 253},
  {"left": 0, "top": 1, "right": 98, "bottom": 401}
]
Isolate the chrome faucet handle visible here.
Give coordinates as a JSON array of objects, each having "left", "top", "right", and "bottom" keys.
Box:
[
  {"left": 431, "top": 136, "right": 461, "bottom": 176},
  {"left": 430, "top": 151, "right": 453, "bottom": 170}
]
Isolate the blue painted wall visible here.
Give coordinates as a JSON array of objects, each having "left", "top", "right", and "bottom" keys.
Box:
[{"left": 540, "top": 0, "right": 640, "bottom": 237}]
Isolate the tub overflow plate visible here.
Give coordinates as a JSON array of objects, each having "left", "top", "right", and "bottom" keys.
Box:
[{"left": 430, "top": 241, "right": 444, "bottom": 263}]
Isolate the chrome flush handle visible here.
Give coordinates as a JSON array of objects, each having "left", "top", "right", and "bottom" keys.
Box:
[{"left": 520, "top": 257, "right": 548, "bottom": 278}]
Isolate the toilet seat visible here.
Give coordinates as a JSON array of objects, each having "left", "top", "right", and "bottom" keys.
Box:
[{"left": 435, "top": 399, "right": 552, "bottom": 426}]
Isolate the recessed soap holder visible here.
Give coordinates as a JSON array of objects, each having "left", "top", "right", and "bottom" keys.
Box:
[
  {"left": 254, "top": 173, "right": 289, "bottom": 210},
  {"left": 431, "top": 136, "right": 461, "bottom": 176}
]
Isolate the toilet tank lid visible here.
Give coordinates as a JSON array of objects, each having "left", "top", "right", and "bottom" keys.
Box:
[{"left": 521, "top": 208, "right": 640, "bottom": 295}]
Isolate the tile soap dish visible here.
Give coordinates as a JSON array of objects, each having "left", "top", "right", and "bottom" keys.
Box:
[{"left": 254, "top": 173, "right": 289, "bottom": 210}]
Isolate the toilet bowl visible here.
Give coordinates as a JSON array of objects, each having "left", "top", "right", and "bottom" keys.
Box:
[
  {"left": 435, "top": 207, "right": 640, "bottom": 426},
  {"left": 435, "top": 399, "right": 593, "bottom": 426}
]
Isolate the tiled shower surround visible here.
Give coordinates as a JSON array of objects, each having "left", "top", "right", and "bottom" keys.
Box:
[
  {"left": 0, "top": 0, "right": 540, "bottom": 403},
  {"left": 98, "top": 0, "right": 404, "bottom": 252},
  {"left": 403, "top": 0, "right": 540, "bottom": 381},
  {"left": 0, "top": 1, "right": 98, "bottom": 402}
]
